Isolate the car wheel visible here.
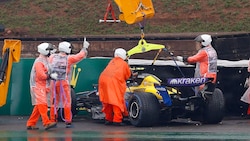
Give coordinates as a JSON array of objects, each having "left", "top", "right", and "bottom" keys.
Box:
[
  {"left": 128, "top": 92, "right": 160, "bottom": 127},
  {"left": 202, "top": 88, "right": 225, "bottom": 124}
]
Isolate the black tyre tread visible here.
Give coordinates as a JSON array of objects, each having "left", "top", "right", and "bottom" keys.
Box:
[
  {"left": 202, "top": 88, "right": 225, "bottom": 124},
  {"left": 129, "top": 92, "right": 160, "bottom": 127},
  {"left": 71, "top": 88, "right": 78, "bottom": 116}
]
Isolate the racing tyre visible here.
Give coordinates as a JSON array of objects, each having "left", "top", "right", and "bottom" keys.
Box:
[
  {"left": 128, "top": 92, "right": 160, "bottom": 127},
  {"left": 202, "top": 88, "right": 225, "bottom": 124},
  {"left": 70, "top": 88, "right": 78, "bottom": 116}
]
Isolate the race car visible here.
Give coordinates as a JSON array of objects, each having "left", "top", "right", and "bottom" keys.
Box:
[{"left": 71, "top": 39, "right": 225, "bottom": 127}]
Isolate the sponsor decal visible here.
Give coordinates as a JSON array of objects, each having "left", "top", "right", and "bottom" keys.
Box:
[
  {"left": 167, "top": 77, "right": 208, "bottom": 87},
  {"left": 155, "top": 86, "right": 166, "bottom": 91}
]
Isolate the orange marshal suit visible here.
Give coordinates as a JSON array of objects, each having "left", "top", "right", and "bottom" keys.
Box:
[{"left": 98, "top": 57, "right": 131, "bottom": 123}]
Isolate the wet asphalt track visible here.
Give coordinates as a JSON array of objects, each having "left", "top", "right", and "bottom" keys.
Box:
[{"left": 1, "top": 115, "right": 250, "bottom": 141}]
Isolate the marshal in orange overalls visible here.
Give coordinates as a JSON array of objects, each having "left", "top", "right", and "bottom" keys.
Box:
[
  {"left": 49, "top": 50, "right": 86, "bottom": 124},
  {"left": 187, "top": 44, "right": 217, "bottom": 93},
  {"left": 26, "top": 55, "right": 54, "bottom": 128},
  {"left": 98, "top": 56, "right": 131, "bottom": 124}
]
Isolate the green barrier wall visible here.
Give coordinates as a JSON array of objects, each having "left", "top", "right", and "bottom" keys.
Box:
[{"left": 0, "top": 58, "right": 110, "bottom": 115}]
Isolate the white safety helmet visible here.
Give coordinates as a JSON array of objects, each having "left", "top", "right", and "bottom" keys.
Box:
[
  {"left": 58, "top": 41, "right": 72, "bottom": 54},
  {"left": 114, "top": 48, "right": 127, "bottom": 60},
  {"left": 194, "top": 34, "right": 212, "bottom": 47},
  {"left": 37, "top": 42, "right": 54, "bottom": 56}
]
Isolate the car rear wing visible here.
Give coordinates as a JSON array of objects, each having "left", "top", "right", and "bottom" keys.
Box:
[{"left": 166, "top": 77, "right": 214, "bottom": 87}]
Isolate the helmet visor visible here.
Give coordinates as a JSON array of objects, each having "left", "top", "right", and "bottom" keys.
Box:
[
  {"left": 194, "top": 35, "right": 203, "bottom": 43},
  {"left": 46, "top": 43, "right": 54, "bottom": 51}
]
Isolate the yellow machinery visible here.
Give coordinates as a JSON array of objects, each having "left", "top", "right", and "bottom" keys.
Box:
[
  {"left": 127, "top": 39, "right": 164, "bottom": 56},
  {"left": 0, "top": 39, "right": 22, "bottom": 107},
  {"left": 114, "top": 0, "right": 154, "bottom": 24},
  {"left": 99, "top": 0, "right": 155, "bottom": 39},
  {"left": 115, "top": 0, "right": 155, "bottom": 24},
  {"left": 101, "top": 0, "right": 155, "bottom": 24}
]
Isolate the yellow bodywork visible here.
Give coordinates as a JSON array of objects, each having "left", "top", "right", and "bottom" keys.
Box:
[
  {"left": 126, "top": 37, "right": 178, "bottom": 100},
  {"left": 114, "top": 0, "right": 155, "bottom": 24},
  {"left": 0, "top": 39, "right": 21, "bottom": 107},
  {"left": 126, "top": 75, "right": 179, "bottom": 100}
]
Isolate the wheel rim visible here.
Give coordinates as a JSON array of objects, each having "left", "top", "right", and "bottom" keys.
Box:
[{"left": 129, "top": 101, "right": 140, "bottom": 119}]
